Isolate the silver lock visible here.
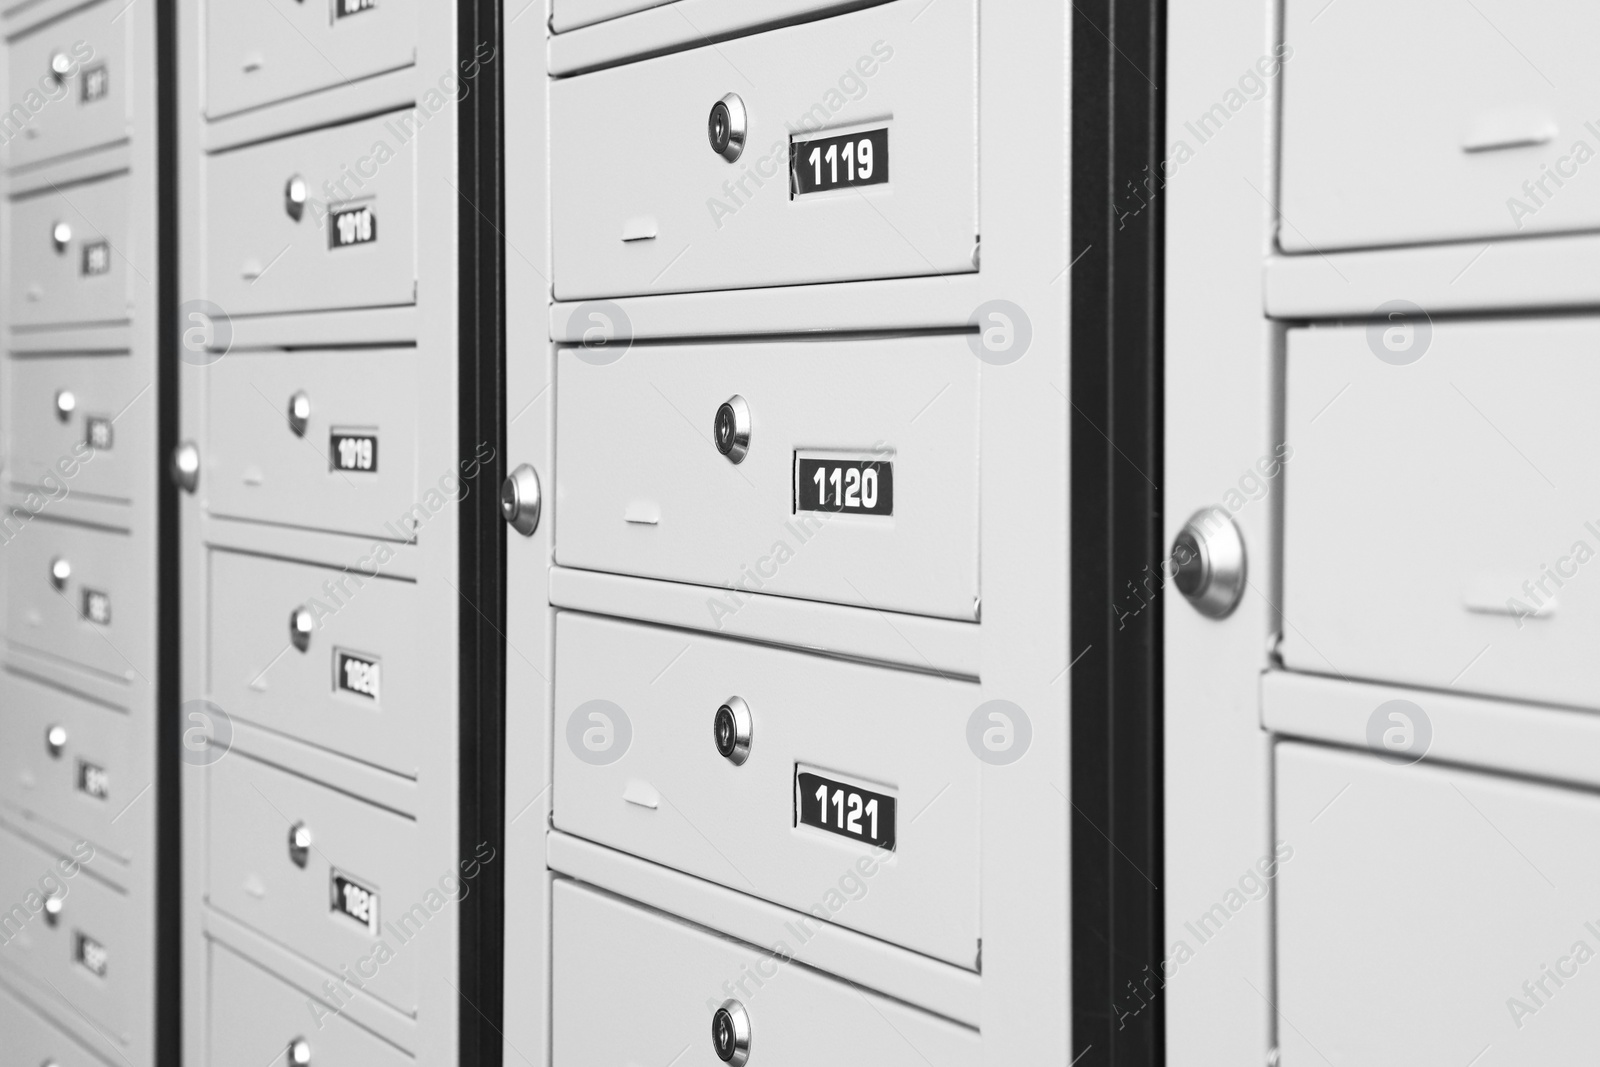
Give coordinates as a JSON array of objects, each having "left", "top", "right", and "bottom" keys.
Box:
[
  {"left": 287, "top": 391, "right": 311, "bottom": 436},
  {"left": 707, "top": 93, "right": 747, "bottom": 163},
  {"left": 50, "top": 51, "right": 72, "bottom": 83},
  {"left": 46, "top": 724, "right": 67, "bottom": 757},
  {"left": 714, "top": 396, "right": 751, "bottom": 464},
  {"left": 501, "top": 463, "right": 541, "bottom": 537},
  {"left": 713, "top": 697, "right": 752, "bottom": 766},
  {"left": 287, "top": 1037, "right": 312, "bottom": 1066},
  {"left": 711, "top": 999, "right": 751, "bottom": 1066},
  {"left": 43, "top": 893, "right": 63, "bottom": 927},
  {"left": 285, "top": 175, "right": 308, "bottom": 222},
  {"left": 287, "top": 822, "right": 312, "bottom": 868},
  {"left": 54, "top": 389, "right": 76, "bottom": 422},
  {"left": 1171, "top": 507, "right": 1247, "bottom": 619},
  {"left": 171, "top": 440, "right": 201, "bottom": 493},
  {"left": 289, "top": 606, "right": 315, "bottom": 652},
  {"left": 49, "top": 557, "right": 71, "bottom": 591},
  {"left": 51, "top": 221, "right": 71, "bottom": 254}
]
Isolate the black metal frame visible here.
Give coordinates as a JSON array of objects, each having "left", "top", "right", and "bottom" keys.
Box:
[
  {"left": 1070, "top": 1, "right": 1167, "bottom": 1064},
  {"left": 457, "top": 1, "right": 507, "bottom": 1063}
]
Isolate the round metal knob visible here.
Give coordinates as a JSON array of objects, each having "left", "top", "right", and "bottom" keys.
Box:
[
  {"left": 43, "top": 894, "right": 63, "bottom": 926},
  {"left": 713, "top": 697, "right": 752, "bottom": 766},
  {"left": 54, "top": 389, "right": 76, "bottom": 421},
  {"left": 500, "top": 463, "right": 541, "bottom": 537},
  {"left": 1171, "top": 507, "right": 1247, "bottom": 619},
  {"left": 288, "top": 822, "right": 312, "bottom": 868},
  {"left": 714, "top": 396, "right": 751, "bottom": 464},
  {"left": 49, "top": 557, "right": 71, "bottom": 590},
  {"left": 50, "top": 51, "right": 71, "bottom": 82},
  {"left": 707, "top": 93, "right": 747, "bottom": 162},
  {"left": 51, "top": 221, "right": 71, "bottom": 253},
  {"left": 289, "top": 606, "right": 315, "bottom": 652},
  {"left": 711, "top": 999, "right": 751, "bottom": 1065},
  {"left": 287, "top": 391, "right": 311, "bottom": 436},
  {"left": 46, "top": 724, "right": 67, "bottom": 757},
  {"left": 171, "top": 440, "right": 200, "bottom": 493},
  {"left": 288, "top": 1037, "right": 312, "bottom": 1066},
  {"left": 285, "top": 175, "right": 308, "bottom": 222}
]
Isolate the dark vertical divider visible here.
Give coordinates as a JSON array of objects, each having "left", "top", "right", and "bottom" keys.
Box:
[
  {"left": 1070, "top": 1, "right": 1167, "bottom": 1064},
  {"left": 457, "top": 1, "right": 507, "bottom": 1063}
]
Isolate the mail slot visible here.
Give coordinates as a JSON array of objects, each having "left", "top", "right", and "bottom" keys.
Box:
[
  {"left": 8, "top": 171, "right": 129, "bottom": 328},
  {"left": 203, "top": 112, "right": 416, "bottom": 316},
  {"left": 4, "top": 0, "right": 128, "bottom": 169},
  {"left": 550, "top": 0, "right": 976, "bottom": 298},
  {"left": 5, "top": 351, "right": 151, "bottom": 503},
  {"left": 208, "top": 549, "right": 424, "bottom": 778},
  {"left": 1279, "top": 0, "right": 1600, "bottom": 250},
  {"left": 553, "top": 611, "right": 980, "bottom": 968},
  {"left": 555, "top": 333, "right": 980, "bottom": 620},
  {"left": 206, "top": 0, "right": 418, "bottom": 118},
  {"left": 1282, "top": 318, "right": 1600, "bottom": 711},
  {"left": 207, "top": 753, "right": 424, "bottom": 1016},
  {"left": 553, "top": 880, "right": 981, "bottom": 1066},
  {"left": 204, "top": 348, "right": 420, "bottom": 540}
]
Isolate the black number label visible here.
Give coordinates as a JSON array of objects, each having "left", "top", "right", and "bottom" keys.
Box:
[
  {"left": 81, "top": 240, "right": 110, "bottom": 276},
  {"left": 75, "top": 933, "right": 108, "bottom": 977},
  {"left": 790, "top": 127, "right": 889, "bottom": 196},
  {"left": 77, "top": 760, "right": 110, "bottom": 801},
  {"left": 796, "top": 771, "right": 896, "bottom": 850},
  {"left": 335, "top": 0, "right": 377, "bottom": 16},
  {"left": 330, "top": 432, "right": 378, "bottom": 472},
  {"left": 330, "top": 205, "right": 377, "bottom": 248},
  {"left": 796, "top": 457, "right": 893, "bottom": 516},
  {"left": 81, "top": 64, "right": 109, "bottom": 103},
  {"left": 330, "top": 871, "right": 379, "bottom": 933},
  {"left": 336, "top": 650, "right": 381, "bottom": 701},
  {"left": 82, "top": 589, "right": 111, "bottom": 626},
  {"left": 85, "top": 416, "right": 113, "bottom": 451}
]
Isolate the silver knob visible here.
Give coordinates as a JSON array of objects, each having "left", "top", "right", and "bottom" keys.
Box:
[
  {"left": 287, "top": 822, "right": 312, "bottom": 868},
  {"left": 711, "top": 999, "right": 751, "bottom": 1066},
  {"left": 171, "top": 441, "right": 200, "bottom": 493},
  {"left": 289, "top": 606, "right": 314, "bottom": 652},
  {"left": 713, "top": 697, "right": 752, "bottom": 766},
  {"left": 49, "top": 557, "right": 71, "bottom": 590},
  {"left": 50, "top": 51, "right": 71, "bottom": 82},
  {"left": 287, "top": 391, "right": 311, "bottom": 436},
  {"left": 54, "top": 389, "right": 76, "bottom": 421},
  {"left": 288, "top": 1037, "right": 312, "bottom": 1066},
  {"left": 51, "top": 221, "right": 71, "bottom": 253},
  {"left": 500, "top": 463, "right": 541, "bottom": 537},
  {"left": 708, "top": 94, "right": 747, "bottom": 163},
  {"left": 285, "top": 175, "right": 308, "bottom": 222},
  {"left": 43, "top": 894, "right": 63, "bottom": 926},
  {"left": 714, "top": 396, "right": 751, "bottom": 464},
  {"left": 1171, "top": 507, "right": 1247, "bottom": 619},
  {"left": 46, "top": 724, "right": 67, "bottom": 757}
]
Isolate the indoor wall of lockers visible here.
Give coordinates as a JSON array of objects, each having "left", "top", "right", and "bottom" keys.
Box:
[{"left": 0, "top": 0, "right": 1148, "bottom": 1061}]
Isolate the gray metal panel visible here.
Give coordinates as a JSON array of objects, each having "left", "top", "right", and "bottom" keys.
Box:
[
  {"left": 3, "top": 0, "right": 129, "bottom": 169},
  {"left": 205, "top": 0, "right": 419, "bottom": 119},
  {"left": 552, "top": 611, "right": 982, "bottom": 967},
  {"left": 552, "top": 880, "right": 982, "bottom": 1066},
  {"left": 0, "top": 978, "right": 113, "bottom": 1067},
  {"left": 5, "top": 351, "right": 149, "bottom": 503},
  {"left": 8, "top": 171, "right": 131, "bottom": 329}
]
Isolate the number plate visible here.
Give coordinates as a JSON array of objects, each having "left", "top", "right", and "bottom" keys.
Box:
[
  {"left": 81, "top": 240, "right": 111, "bottom": 276},
  {"left": 80, "top": 64, "right": 109, "bottom": 103},
  {"left": 791, "top": 127, "right": 889, "bottom": 196},
  {"left": 796, "top": 770, "right": 896, "bottom": 850},
  {"left": 75, "top": 932, "right": 108, "bottom": 977},
  {"left": 330, "top": 870, "right": 380, "bottom": 933},
  {"left": 82, "top": 589, "right": 111, "bottom": 626},
  {"left": 85, "top": 416, "right": 113, "bottom": 451},
  {"left": 335, "top": 650, "right": 381, "bottom": 701},
  {"left": 77, "top": 760, "right": 110, "bottom": 801},
  {"left": 329, "top": 204, "right": 377, "bottom": 249},
  {"left": 335, "top": 0, "right": 377, "bottom": 16},
  {"left": 330, "top": 431, "right": 378, "bottom": 472},
  {"left": 796, "top": 456, "right": 893, "bottom": 516}
]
